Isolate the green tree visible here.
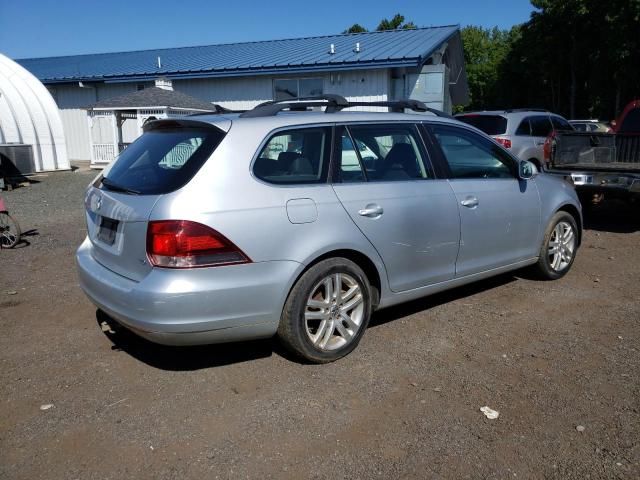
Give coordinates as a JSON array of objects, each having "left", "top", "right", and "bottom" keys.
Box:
[
  {"left": 343, "top": 24, "right": 368, "bottom": 34},
  {"left": 342, "top": 14, "right": 416, "bottom": 34},
  {"left": 376, "top": 14, "right": 417, "bottom": 31},
  {"left": 460, "top": 26, "right": 513, "bottom": 109},
  {"left": 501, "top": 0, "right": 640, "bottom": 119}
]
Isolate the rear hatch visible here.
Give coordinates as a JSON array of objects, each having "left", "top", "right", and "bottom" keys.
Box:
[{"left": 85, "top": 119, "right": 227, "bottom": 281}]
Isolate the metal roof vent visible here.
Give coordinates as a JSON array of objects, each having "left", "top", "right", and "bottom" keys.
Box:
[
  {"left": 329, "top": 44, "right": 335, "bottom": 54},
  {"left": 354, "top": 42, "right": 361, "bottom": 53}
]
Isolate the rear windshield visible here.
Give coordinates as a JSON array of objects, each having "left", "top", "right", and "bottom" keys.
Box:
[
  {"left": 456, "top": 115, "right": 508, "bottom": 135},
  {"left": 101, "top": 126, "right": 225, "bottom": 195}
]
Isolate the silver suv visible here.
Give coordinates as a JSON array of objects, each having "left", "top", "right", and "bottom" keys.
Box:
[
  {"left": 456, "top": 109, "right": 574, "bottom": 169},
  {"left": 77, "top": 96, "right": 582, "bottom": 363}
]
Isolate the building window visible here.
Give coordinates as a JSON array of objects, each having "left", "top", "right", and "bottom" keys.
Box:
[{"left": 274, "top": 78, "right": 323, "bottom": 101}]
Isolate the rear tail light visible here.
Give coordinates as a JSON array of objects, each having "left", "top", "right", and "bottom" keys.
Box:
[
  {"left": 495, "top": 137, "right": 512, "bottom": 149},
  {"left": 147, "top": 220, "right": 250, "bottom": 268}
]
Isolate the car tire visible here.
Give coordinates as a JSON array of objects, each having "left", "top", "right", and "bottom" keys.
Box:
[
  {"left": 277, "top": 257, "right": 372, "bottom": 363},
  {"left": 532, "top": 211, "right": 579, "bottom": 280}
]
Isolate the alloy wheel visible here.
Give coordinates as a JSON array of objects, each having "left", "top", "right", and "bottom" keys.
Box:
[
  {"left": 548, "top": 221, "right": 575, "bottom": 272},
  {"left": 304, "top": 273, "right": 365, "bottom": 351}
]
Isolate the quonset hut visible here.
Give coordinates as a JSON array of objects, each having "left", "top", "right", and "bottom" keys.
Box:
[{"left": 0, "top": 53, "right": 69, "bottom": 173}]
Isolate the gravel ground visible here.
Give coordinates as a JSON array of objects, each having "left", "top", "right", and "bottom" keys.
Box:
[{"left": 0, "top": 169, "right": 639, "bottom": 479}]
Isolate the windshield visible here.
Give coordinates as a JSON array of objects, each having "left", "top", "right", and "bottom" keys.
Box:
[
  {"left": 457, "top": 115, "right": 508, "bottom": 135},
  {"left": 101, "top": 126, "right": 225, "bottom": 195}
]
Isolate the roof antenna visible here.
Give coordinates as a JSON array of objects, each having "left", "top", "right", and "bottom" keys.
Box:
[
  {"left": 157, "top": 56, "right": 162, "bottom": 69},
  {"left": 329, "top": 44, "right": 335, "bottom": 54},
  {"left": 354, "top": 42, "right": 361, "bottom": 53}
]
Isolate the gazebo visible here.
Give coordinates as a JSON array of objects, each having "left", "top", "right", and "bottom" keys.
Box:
[{"left": 85, "top": 80, "right": 220, "bottom": 168}]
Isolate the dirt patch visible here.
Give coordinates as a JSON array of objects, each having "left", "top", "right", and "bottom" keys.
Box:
[{"left": 1, "top": 171, "right": 638, "bottom": 479}]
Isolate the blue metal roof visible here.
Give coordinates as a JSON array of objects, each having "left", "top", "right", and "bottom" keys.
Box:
[{"left": 17, "top": 26, "right": 459, "bottom": 84}]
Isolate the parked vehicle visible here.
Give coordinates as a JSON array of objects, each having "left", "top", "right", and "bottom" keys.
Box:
[
  {"left": 456, "top": 109, "right": 574, "bottom": 169},
  {"left": 76, "top": 95, "right": 582, "bottom": 363},
  {"left": 545, "top": 100, "right": 640, "bottom": 203},
  {"left": 569, "top": 119, "right": 612, "bottom": 133}
]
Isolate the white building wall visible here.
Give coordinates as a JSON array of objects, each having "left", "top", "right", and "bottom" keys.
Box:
[
  {"left": 175, "top": 76, "right": 274, "bottom": 111},
  {"left": 53, "top": 83, "right": 140, "bottom": 160},
  {"left": 324, "top": 69, "right": 389, "bottom": 111},
  {"left": 49, "top": 69, "right": 392, "bottom": 160},
  {"left": 173, "top": 69, "right": 389, "bottom": 111}
]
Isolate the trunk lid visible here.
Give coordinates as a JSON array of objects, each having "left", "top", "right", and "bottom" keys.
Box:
[{"left": 85, "top": 187, "right": 159, "bottom": 281}]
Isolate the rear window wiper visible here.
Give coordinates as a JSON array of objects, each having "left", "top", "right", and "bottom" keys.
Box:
[{"left": 101, "top": 177, "right": 141, "bottom": 195}]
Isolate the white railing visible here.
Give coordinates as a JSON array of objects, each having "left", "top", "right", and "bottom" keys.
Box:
[{"left": 92, "top": 144, "right": 116, "bottom": 165}]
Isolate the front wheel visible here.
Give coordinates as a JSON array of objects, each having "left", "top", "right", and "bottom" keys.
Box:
[
  {"left": 532, "top": 211, "right": 578, "bottom": 280},
  {"left": 0, "top": 212, "right": 21, "bottom": 248},
  {"left": 277, "top": 258, "right": 372, "bottom": 363}
]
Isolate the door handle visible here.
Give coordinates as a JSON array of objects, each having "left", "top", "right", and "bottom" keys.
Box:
[
  {"left": 358, "top": 204, "right": 384, "bottom": 217},
  {"left": 460, "top": 196, "right": 479, "bottom": 208}
]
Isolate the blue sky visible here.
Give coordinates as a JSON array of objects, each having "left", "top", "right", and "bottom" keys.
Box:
[{"left": 0, "top": 0, "right": 534, "bottom": 59}]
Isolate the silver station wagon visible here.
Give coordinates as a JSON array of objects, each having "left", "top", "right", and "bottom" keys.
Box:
[{"left": 77, "top": 95, "right": 582, "bottom": 363}]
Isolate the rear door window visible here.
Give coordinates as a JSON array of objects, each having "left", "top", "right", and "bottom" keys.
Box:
[
  {"left": 338, "top": 133, "right": 367, "bottom": 183},
  {"left": 530, "top": 116, "right": 554, "bottom": 137},
  {"left": 456, "top": 115, "right": 507, "bottom": 135},
  {"left": 102, "top": 126, "right": 225, "bottom": 195},
  {"left": 345, "top": 124, "right": 431, "bottom": 181},
  {"left": 253, "top": 127, "right": 331, "bottom": 184}
]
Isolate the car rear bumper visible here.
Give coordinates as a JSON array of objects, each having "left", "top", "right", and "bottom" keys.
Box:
[{"left": 76, "top": 237, "right": 301, "bottom": 345}]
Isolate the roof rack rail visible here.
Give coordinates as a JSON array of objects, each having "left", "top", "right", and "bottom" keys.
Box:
[
  {"left": 504, "top": 108, "right": 549, "bottom": 113},
  {"left": 188, "top": 104, "right": 240, "bottom": 116},
  {"left": 239, "top": 95, "right": 451, "bottom": 118},
  {"left": 240, "top": 94, "right": 349, "bottom": 118},
  {"left": 344, "top": 100, "right": 452, "bottom": 118}
]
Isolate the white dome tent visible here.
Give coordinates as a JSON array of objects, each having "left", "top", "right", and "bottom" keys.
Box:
[{"left": 0, "top": 53, "right": 69, "bottom": 173}]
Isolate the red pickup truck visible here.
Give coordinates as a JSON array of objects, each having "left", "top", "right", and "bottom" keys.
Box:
[{"left": 545, "top": 100, "right": 640, "bottom": 204}]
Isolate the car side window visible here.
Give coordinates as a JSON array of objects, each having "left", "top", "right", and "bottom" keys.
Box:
[
  {"left": 551, "top": 116, "right": 573, "bottom": 131},
  {"left": 530, "top": 116, "right": 553, "bottom": 137},
  {"left": 515, "top": 118, "right": 532, "bottom": 136},
  {"left": 430, "top": 125, "right": 516, "bottom": 179},
  {"left": 253, "top": 127, "right": 331, "bottom": 184},
  {"left": 345, "top": 124, "right": 431, "bottom": 182}
]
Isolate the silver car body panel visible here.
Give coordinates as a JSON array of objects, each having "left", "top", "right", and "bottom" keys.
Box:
[{"left": 77, "top": 110, "right": 582, "bottom": 345}]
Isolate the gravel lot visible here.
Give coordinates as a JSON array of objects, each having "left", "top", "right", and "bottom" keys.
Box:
[{"left": 1, "top": 169, "right": 639, "bottom": 479}]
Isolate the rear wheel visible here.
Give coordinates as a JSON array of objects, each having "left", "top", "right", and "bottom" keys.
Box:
[
  {"left": 532, "top": 211, "right": 578, "bottom": 280},
  {"left": 278, "top": 258, "right": 372, "bottom": 363},
  {"left": 0, "top": 212, "right": 21, "bottom": 248}
]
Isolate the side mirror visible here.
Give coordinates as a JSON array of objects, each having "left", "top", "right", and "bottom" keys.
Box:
[{"left": 519, "top": 160, "right": 536, "bottom": 180}]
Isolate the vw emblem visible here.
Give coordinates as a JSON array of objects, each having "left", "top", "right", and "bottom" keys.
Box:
[{"left": 94, "top": 194, "right": 103, "bottom": 211}]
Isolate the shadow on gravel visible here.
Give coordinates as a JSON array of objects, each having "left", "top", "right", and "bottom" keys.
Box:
[
  {"left": 583, "top": 199, "right": 640, "bottom": 233},
  {"left": 96, "top": 310, "right": 273, "bottom": 371},
  {"left": 369, "top": 273, "right": 518, "bottom": 328}
]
